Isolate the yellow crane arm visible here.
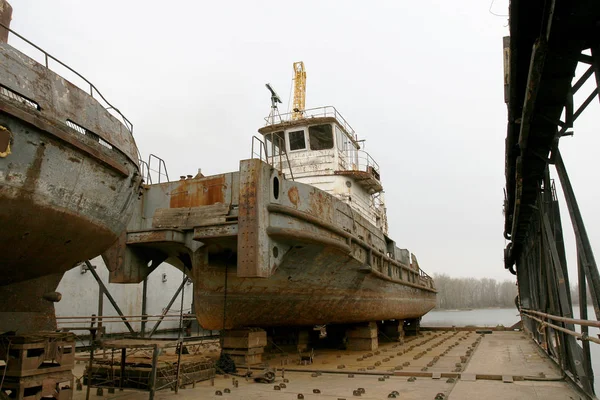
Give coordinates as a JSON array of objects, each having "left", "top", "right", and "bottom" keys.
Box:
[{"left": 292, "top": 61, "right": 306, "bottom": 120}]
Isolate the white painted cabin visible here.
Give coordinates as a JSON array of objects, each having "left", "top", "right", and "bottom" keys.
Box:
[{"left": 257, "top": 106, "right": 388, "bottom": 234}]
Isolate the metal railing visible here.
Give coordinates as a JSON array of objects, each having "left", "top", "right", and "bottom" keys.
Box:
[
  {"left": 0, "top": 22, "right": 133, "bottom": 133},
  {"left": 251, "top": 135, "right": 295, "bottom": 180},
  {"left": 146, "top": 154, "right": 170, "bottom": 184},
  {"left": 521, "top": 309, "right": 600, "bottom": 345},
  {"left": 344, "top": 147, "right": 381, "bottom": 178},
  {"left": 264, "top": 105, "right": 356, "bottom": 139}
]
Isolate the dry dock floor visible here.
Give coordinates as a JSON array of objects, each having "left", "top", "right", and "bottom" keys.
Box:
[{"left": 73, "top": 330, "right": 585, "bottom": 399}]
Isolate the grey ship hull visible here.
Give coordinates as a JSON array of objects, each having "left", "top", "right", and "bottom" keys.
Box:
[{"left": 0, "top": 41, "right": 140, "bottom": 331}]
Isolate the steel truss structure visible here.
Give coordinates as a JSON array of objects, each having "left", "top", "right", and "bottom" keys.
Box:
[{"left": 503, "top": 1, "right": 600, "bottom": 397}]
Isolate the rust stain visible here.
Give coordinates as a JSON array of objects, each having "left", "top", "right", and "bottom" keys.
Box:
[
  {"left": 0, "top": 125, "right": 11, "bottom": 157},
  {"left": 288, "top": 186, "right": 299, "bottom": 207},
  {"left": 169, "top": 175, "right": 226, "bottom": 208}
]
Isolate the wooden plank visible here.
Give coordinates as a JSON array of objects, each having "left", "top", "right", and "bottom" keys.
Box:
[{"left": 152, "top": 204, "right": 230, "bottom": 229}]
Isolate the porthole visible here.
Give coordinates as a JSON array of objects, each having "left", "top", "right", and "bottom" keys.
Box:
[{"left": 273, "top": 177, "right": 280, "bottom": 199}]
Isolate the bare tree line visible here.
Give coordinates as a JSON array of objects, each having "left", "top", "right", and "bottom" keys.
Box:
[{"left": 433, "top": 274, "right": 518, "bottom": 310}]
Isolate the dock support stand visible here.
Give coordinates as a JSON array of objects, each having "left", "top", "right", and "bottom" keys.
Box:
[
  {"left": 297, "top": 330, "right": 310, "bottom": 352},
  {"left": 346, "top": 322, "right": 378, "bottom": 351},
  {"left": 221, "top": 329, "right": 267, "bottom": 365},
  {"left": 379, "top": 320, "right": 405, "bottom": 343},
  {"left": 404, "top": 318, "right": 421, "bottom": 337}
]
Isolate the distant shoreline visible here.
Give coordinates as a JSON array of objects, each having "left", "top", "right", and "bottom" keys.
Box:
[{"left": 432, "top": 307, "right": 516, "bottom": 312}]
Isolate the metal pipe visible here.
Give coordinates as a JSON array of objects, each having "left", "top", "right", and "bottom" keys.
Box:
[
  {"left": 85, "top": 261, "right": 135, "bottom": 334},
  {"left": 97, "top": 285, "right": 104, "bottom": 338},
  {"left": 523, "top": 314, "right": 600, "bottom": 345},
  {"left": 149, "top": 345, "right": 158, "bottom": 400},
  {"left": 141, "top": 277, "right": 148, "bottom": 338},
  {"left": 174, "top": 271, "right": 187, "bottom": 393},
  {"left": 56, "top": 314, "right": 196, "bottom": 319},
  {"left": 58, "top": 318, "right": 195, "bottom": 324},
  {"left": 521, "top": 309, "right": 600, "bottom": 329}
]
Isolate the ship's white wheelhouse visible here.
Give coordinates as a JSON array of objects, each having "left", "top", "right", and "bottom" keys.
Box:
[{"left": 259, "top": 108, "right": 387, "bottom": 233}]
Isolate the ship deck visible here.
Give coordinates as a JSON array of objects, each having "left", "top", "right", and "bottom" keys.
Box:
[{"left": 71, "top": 328, "right": 584, "bottom": 399}]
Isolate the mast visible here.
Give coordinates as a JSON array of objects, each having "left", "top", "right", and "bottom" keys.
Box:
[{"left": 292, "top": 61, "right": 306, "bottom": 120}]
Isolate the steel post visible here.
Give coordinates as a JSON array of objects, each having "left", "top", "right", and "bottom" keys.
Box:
[{"left": 141, "top": 277, "right": 148, "bottom": 338}]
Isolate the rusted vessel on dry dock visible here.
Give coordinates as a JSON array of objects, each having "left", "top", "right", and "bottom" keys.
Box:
[
  {"left": 0, "top": 3, "right": 141, "bottom": 331},
  {"left": 105, "top": 79, "right": 436, "bottom": 331}
]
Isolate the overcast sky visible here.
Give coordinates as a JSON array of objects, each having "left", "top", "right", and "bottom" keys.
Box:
[{"left": 7, "top": 0, "right": 600, "bottom": 283}]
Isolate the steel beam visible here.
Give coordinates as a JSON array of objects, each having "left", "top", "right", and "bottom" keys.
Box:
[
  {"left": 554, "top": 152, "right": 600, "bottom": 319},
  {"left": 148, "top": 277, "right": 187, "bottom": 337},
  {"left": 85, "top": 260, "right": 135, "bottom": 334},
  {"left": 542, "top": 212, "right": 591, "bottom": 393}
]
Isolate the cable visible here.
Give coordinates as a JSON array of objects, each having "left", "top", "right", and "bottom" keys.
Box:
[{"left": 489, "top": 0, "right": 508, "bottom": 17}]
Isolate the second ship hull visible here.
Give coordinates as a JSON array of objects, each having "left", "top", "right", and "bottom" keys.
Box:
[{"left": 194, "top": 245, "right": 436, "bottom": 330}]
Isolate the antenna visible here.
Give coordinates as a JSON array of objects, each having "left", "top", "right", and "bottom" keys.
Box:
[{"left": 266, "top": 83, "right": 282, "bottom": 124}]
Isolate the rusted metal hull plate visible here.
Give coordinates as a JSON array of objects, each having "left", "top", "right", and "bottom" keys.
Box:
[
  {"left": 0, "top": 114, "right": 139, "bottom": 286},
  {"left": 193, "top": 246, "right": 436, "bottom": 330},
  {"left": 0, "top": 273, "right": 62, "bottom": 333}
]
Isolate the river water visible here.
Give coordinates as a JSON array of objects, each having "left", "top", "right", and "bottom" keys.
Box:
[{"left": 422, "top": 307, "right": 600, "bottom": 393}]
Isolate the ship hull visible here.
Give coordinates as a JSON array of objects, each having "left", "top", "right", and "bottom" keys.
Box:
[
  {"left": 0, "top": 40, "right": 140, "bottom": 332},
  {"left": 0, "top": 42, "right": 140, "bottom": 287},
  {"left": 112, "top": 159, "right": 437, "bottom": 330},
  {"left": 0, "top": 115, "right": 137, "bottom": 285},
  {"left": 193, "top": 245, "right": 436, "bottom": 330}
]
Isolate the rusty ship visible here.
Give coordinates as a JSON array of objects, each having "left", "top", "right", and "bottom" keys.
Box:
[
  {"left": 103, "top": 63, "right": 437, "bottom": 330},
  {"left": 0, "top": 3, "right": 141, "bottom": 332},
  {"left": 0, "top": 0, "right": 434, "bottom": 334}
]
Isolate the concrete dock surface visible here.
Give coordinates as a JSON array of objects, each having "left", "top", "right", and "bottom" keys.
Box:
[{"left": 73, "top": 329, "right": 585, "bottom": 399}]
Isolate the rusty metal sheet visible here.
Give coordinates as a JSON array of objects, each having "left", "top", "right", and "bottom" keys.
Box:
[
  {"left": 0, "top": 273, "right": 62, "bottom": 333},
  {"left": 152, "top": 203, "right": 230, "bottom": 229},
  {"left": 193, "top": 244, "right": 436, "bottom": 330},
  {"left": 0, "top": 112, "right": 139, "bottom": 286},
  {"left": 169, "top": 175, "right": 226, "bottom": 208},
  {"left": 193, "top": 224, "right": 238, "bottom": 240}
]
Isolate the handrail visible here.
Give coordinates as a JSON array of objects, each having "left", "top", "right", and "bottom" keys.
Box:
[
  {"left": 0, "top": 22, "right": 133, "bottom": 133},
  {"left": 521, "top": 308, "right": 600, "bottom": 329},
  {"left": 148, "top": 154, "right": 169, "bottom": 183},
  {"left": 522, "top": 311, "right": 600, "bottom": 345},
  {"left": 251, "top": 135, "right": 294, "bottom": 180},
  {"left": 264, "top": 105, "right": 356, "bottom": 139}
]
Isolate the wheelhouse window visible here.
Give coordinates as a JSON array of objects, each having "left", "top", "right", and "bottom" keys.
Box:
[
  {"left": 309, "top": 124, "right": 334, "bottom": 150},
  {"left": 289, "top": 130, "right": 306, "bottom": 151}
]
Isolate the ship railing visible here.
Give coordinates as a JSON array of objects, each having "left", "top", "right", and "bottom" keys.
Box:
[
  {"left": 251, "top": 135, "right": 295, "bottom": 181},
  {"left": 264, "top": 106, "right": 356, "bottom": 138},
  {"left": 0, "top": 22, "right": 133, "bottom": 134},
  {"left": 145, "top": 154, "right": 170, "bottom": 184},
  {"left": 343, "top": 148, "right": 381, "bottom": 180}
]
